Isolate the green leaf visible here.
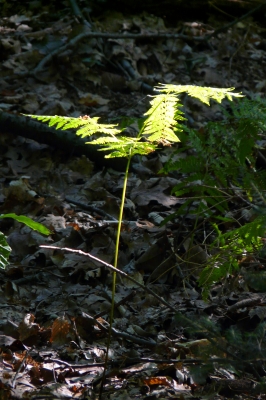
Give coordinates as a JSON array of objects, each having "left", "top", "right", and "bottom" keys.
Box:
[
  {"left": 0, "top": 232, "right": 11, "bottom": 269},
  {"left": 142, "top": 93, "right": 184, "bottom": 143},
  {"left": 156, "top": 84, "right": 244, "bottom": 105},
  {"left": 25, "top": 115, "right": 121, "bottom": 138},
  {"left": 0, "top": 214, "right": 51, "bottom": 235},
  {"left": 93, "top": 137, "right": 157, "bottom": 158},
  {"left": 238, "top": 137, "right": 254, "bottom": 164}
]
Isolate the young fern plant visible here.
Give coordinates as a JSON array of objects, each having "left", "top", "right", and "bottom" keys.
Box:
[{"left": 27, "top": 84, "right": 242, "bottom": 389}]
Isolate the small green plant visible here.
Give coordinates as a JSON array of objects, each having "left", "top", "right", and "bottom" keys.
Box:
[
  {"left": 0, "top": 213, "right": 51, "bottom": 269},
  {"left": 175, "top": 312, "right": 266, "bottom": 386},
  {"left": 162, "top": 96, "right": 266, "bottom": 297},
  {"left": 27, "top": 84, "right": 242, "bottom": 386}
]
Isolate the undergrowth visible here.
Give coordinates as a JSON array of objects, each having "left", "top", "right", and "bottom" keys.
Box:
[
  {"left": 26, "top": 84, "right": 266, "bottom": 393},
  {"left": 175, "top": 312, "right": 266, "bottom": 390},
  {"left": 162, "top": 97, "right": 266, "bottom": 297},
  {"left": 26, "top": 89, "right": 266, "bottom": 298},
  {"left": 26, "top": 85, "right": 252, "bottom": 297},
  {"left": 28, "top": 91, "right": 266, "bottom": 295}
]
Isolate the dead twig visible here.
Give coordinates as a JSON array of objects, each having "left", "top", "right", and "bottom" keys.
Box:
[
  {"left": 94, "top": 290, "right": 136, "bottom": 318},
  {"left": 229, "top": 25, "right": 250, "bottom": 79},
  {"left": 48, "top": 358, "right": 105, "bottom": 368},
  {"left": 11, "top": 31, "right": 203, "bottom": 79},
  {"left": 205, "top": 3, "right": 263, "bottom": 41},
  {"left": 227, "top": 296, "right": 262, "bottom": 313},
  {"left": 11, "top": 350, "right": 29, "bottom": 388},
  {"left": 14, "top": 2, "right": 264, "bottom": 80},
  {"left": 40, "top": 245, "right": 178, "bottom": 314},
  {"left": 69, "top": 0, "right": 92, "bottom": 28},
  {"left": 65, "top": 197, "right": 118, "bottom": 222},
  {"left": 76, "top": 310, "right": 156, "bottom": 346}
]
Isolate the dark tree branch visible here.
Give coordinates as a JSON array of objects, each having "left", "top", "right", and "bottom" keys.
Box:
[{"left": 0, "top": 111, "right": 127, "bottom": 170}]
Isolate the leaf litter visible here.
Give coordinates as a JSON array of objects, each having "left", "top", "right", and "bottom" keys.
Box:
[{"left": 1, "top": 2, "right": 266, "bottom": 399}]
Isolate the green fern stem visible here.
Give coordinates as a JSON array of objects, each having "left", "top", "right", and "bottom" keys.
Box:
[
  {"left": 100, "top": 150, "right": 132, "bottom": 396},
  {"left": 101, "top": 115, "right": 152, "bottom": 395},
  {"left": 111, "top": 152, "right": 131, "bottom": 321}
]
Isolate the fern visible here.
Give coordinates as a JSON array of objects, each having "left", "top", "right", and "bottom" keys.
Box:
[
  {"left": 156, "top": 84, "right": 244, "bottom": 104},
  {"left": 199, "top": 215, "right": 265, "bottom": 299},
  {"left": 27, "top": 84, "right": 247, "bottom": 315},
  {"left": 175, "top": 313, "right": 266, "bottom": 375},
  {"left": 28, "top": 114, "right": 121, "bottom": 138},
  {"left": 164, "top": 97, "right": 266, "bottom": 215},
  {"left": 158, "top": 96, "right": 266, "bottom": 297},
  {"left": 27, "top": 85, "right": 243, "bottom": 159},
  {"left": 26, "top": 85, "right": 266, "bottom": 393},
  {"left": 141, "top": 93, "right": 184, "bottom": 143},
  {"left": 222, "top": 216, "right": 265, "bottom": 246},
  {"left": 92, "top": 136, "right": 157, "bottom": 158}
]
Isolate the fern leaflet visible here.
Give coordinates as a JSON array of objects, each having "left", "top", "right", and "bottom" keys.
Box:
[
  {"left": 27, "top": 115, "right": 121, "bottom": 138},
  {"left": 142, "top": 93, "right": 184, "bottom": 143},
  {"left": 156, "top": 84, "right": 244, "bottom": 105}
]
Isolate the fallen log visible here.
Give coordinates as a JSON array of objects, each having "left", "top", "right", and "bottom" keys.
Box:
[{"left": 0, "top": 111, "right": 127, "bottom": 171}]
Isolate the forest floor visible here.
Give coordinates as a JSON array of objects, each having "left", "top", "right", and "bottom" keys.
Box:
[{"left": 1, "top": 1, "right": 266, "bottom": 399}]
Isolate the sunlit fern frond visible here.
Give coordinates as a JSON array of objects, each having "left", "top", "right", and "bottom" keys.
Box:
[
  {"left": 26, "top": 115, "right": 121, "bottom": 139},
  {"left": 142, "top": 93, "right": 185, "bottom": 143},
  {"left": 156, "top": 84, "right": 244, "bottom": 105},
  {"left": 27, "top": 85, "right": 244, "bottom": 164},
  {"left": 92, "top": 136, "right": 157, "bottom": 158}
]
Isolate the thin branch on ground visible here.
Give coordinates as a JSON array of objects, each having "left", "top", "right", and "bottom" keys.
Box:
[
  {"left": 40, "top": 245, "right": 178, "bottom": 313},
  {"left": 11, "top": 350, "right": 29, "bottom": 388},
  {"left": 76, "top": 310, "right": 157, "bottom": 346},
  {"left": 65, "top": 197, "right": 118, "bottom": 221},
  {"left": 205, "top": 2, "right": 263, "bottom": 41},
  {"left": 69, "top": 0, "right": 92, "bottom": 28},
  {"left": 13, "top": 3, "right": 264, "bottom": 81}
]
